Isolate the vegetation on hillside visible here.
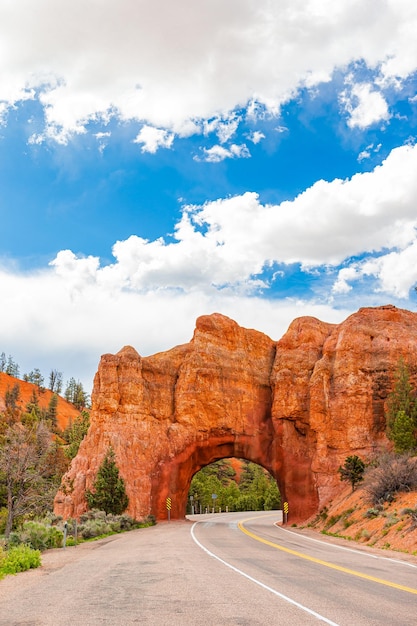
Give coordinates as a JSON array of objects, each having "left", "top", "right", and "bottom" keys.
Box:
[
  {"left": 385, "top": 358, "right": 417, "bottom": 453},
  {"left": 321, "top": 358, "right": 417, "bottom": 552},
  {"left": 0, "top": 352, "right": 90, "bottom": 409},
  {"left": 338, "top": 455, "right": 365, "bottom": 492},
  {"left": 0, "top": 352, "right": 91, "bottom": 538}
]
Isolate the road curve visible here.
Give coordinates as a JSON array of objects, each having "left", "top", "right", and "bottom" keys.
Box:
[
  {"left": 192, "top": 511, "right": 417, "bottom": 626},
  {"left": 0, "top": 511, "right": 416, "bottom": 625}
]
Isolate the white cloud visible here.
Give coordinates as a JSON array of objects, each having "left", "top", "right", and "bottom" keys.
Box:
[
  {"left": 247, "top": 131, "right": 265, "bottom": 144},
  {"left": 0, "top": 1, "right": 416, "bottom": 139},
  {"left": 358, "top": 149, "right": 371, "bottom": 161},
  {"left": 357, "top": 142, "right": 382, "bottom": 161},
  {"left": 197, "top": 143, "right": 250, "bottom": 163},
  {"left": 216, "top": 118, "right": 240, "bottom": 144},
  {"left": 348, "top": 242, "right": 417, "bottom": 299},
  {"left": 340, "top": 82, "right": 390, "bottom": 129},
  {"left": 41, "top": 142, "right": 417, "bottom": 298},
  {"left": 332, "top": 267, "right": 359, "bottom": 294},
  {"left": 133, "top": 125, "right": 174, "bottom": 153},
  {"left": 0, "top": 261, "right": 350, "bottom": 392},
  {"left": 3, "top": 141, "right": 417, "bottom": 390}
]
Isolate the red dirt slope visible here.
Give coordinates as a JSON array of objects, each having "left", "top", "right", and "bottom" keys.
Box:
[{"left": 0, "top": 373, "right": 80, "bottom": 431}]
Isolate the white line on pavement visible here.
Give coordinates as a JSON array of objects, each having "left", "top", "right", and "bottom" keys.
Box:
[{"left": 190, "top": 521, "right": 341, "bottom": 626}]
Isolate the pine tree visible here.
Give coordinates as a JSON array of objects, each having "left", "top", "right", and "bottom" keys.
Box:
[
  {"left": 338, "top": 455, "right": 365, "bottom": 491},
  {"left": 386, "top": 359, "right": 417, "bottom": 453},
  {"left": 48, "top": 369, "right": 63, "bottom": 394},
  {"left": 63, "top": 410, "right": 90, "bottom": 459},
  {"left": 21, "top": 389, "right": 44, "bottom": 426},
  {"left": 4, "top": 383, "right": 21, "bottom": 424},
  {"left": 23, "top": 368, "right": 45, "bottom": 390},
  {"left": 86, "top": 447, "right": 129, "bottom": 515},
  {"left": 389, "top": 410, "right": 416, "bottom": 454},
  {"left": 5, "top": 355, "right": 19, "bottom": 378},
  {"left": 46, "top": 393, "right": 59, "bottom": 429},
  {"left": 64, "top": 377, "right": 89, "bottom": 409}
]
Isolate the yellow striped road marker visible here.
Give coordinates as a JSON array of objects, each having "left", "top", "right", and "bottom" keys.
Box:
[{"left": 238, "top": 516, "right": 417, "bottom": 596}]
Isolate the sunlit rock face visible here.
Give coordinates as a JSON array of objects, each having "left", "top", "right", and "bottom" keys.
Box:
[{"left": 54, "top": 305, "right": 417, "bottom": 522}]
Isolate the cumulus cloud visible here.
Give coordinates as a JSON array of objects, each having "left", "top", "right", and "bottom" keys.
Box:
[
  {"left": 0, "top": 263, "right": 349, "bottom": 391},
  {"left": 334, "top": 242, "right": 417, "bottom": 299},
  {"left": 45, "top": 142, "right": 417, "bottom": 297},
  {"left": 247, "top": 131, "right": 265, "bottom": 144},
  {"left": 3, "top": 141, "right": 417, "bottom": 389},
  {"left": 133, "top": 125, "right": 174, "bottom": 153},
  {"left": 0, "top": 1, "right": 416, "bottom": 140},
  {"left": 203, "top": 116, "right": 241, "bottom": 144},
  {"left": 196, "top": 143, "right": 251, "bottom": 163},
  {"left": 358, "top": 143, "right": 382, "bottom": 162},
  {"left": 340, "top": 81, "right": 390, "bottom": 129}
]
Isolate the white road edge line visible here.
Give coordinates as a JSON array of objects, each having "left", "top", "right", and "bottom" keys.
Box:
[
  {"left": 190, "top": 521, "right": 340, "bottom": 626},
  {"left": 275, "top": 523, "right": 417, "bottom": 569}
]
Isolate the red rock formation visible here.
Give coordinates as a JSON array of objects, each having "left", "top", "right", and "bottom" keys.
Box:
[{"left": 54, "top": 305, "right": 417, "bottom": 523}]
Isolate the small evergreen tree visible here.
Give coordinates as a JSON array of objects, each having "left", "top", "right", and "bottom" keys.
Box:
[
  {"left": 23, "top": 368, "right": 45, "bottom": 391},
  {"left": 63, "top": 410, "right": 90, "bottom": 459},
  {"left": 48, "top": 369, "right": 63, "bottom": 394},
  {"left": 64, "top": 377, "right": 89, "bottom": 410},
  {"left": 338, "top": 455, "right": 365, "bottom": 491},
  {"left": 4, "top": 384, "right": 21, "bottom": 424},
  {"left": 46, "top": 394, "right": 59, "bottom": 430},
  {"left": 386, "top": 359, "right": 417, "bottom": 453},
  {"left": 5, "top": 355, "right": 19, "bottom": 378},
  {"left": 21, "top": 389, "right": 45, "bottom": 426},
  {"left": 389, "top": 410, "right": 416, "bottom": 454},
  {"left": 86, "top": 447, "right": 129, "bottom": 515}
]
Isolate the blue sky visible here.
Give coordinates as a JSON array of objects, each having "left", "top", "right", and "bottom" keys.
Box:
[{"left": 1, "top": 0, "right": 417, "bottom": 391}]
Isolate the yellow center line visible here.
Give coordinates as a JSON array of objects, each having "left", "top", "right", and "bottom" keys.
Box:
[{"left": 238, "top": 516, "right": 417, "bottom": 596}]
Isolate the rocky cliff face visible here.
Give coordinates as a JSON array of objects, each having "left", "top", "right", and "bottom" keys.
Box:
[{"left": 54, "top": 305, "right": 417, "bottom": 522}]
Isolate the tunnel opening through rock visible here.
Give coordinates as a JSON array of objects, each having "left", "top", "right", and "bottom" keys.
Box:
[
  {"left": 151, "top": 436, "right": 287, "bottom": 521},
  {"left": 186, "top": 458, "right": 281, "bottom": 514}
]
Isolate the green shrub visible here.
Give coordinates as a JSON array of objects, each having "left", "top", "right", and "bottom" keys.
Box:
[
  {"left": 364, "top": 453, "right": 417, "bottom": 504},
  {"left": 79, "top": 509, "right": 107, "bottom": 523},
  {"left": 325, "top": 514, "right": 341, "bottom": 529},
  {"left": 78, "top": 519, "right": 112, "bottom": 539},
  {"left": 383, "top": 514, "right": 399, "bottom": 529},
  {"left": 77, "top": 509, "right": 146, "bottom": 539},
  {"left": 402, "top": 506, "right": 417, "bottom": 529},
  {"left": 9, "top": 521, "right": 63, "bottom": 551},
  {"left": 0, "top": 544, "right": 41, "bottom": 577}
]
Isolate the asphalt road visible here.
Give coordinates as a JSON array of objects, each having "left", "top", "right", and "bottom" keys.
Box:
[{"left": 0, "top": 511, "right": 416, "bottom": 625}]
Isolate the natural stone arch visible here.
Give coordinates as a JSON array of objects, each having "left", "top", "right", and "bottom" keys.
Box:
[
  {"left": 154, "top": 439, "right": 286, "bottom": 520},
  {"left": 55, "top": 305, "right": 417, "bottom": 523}
]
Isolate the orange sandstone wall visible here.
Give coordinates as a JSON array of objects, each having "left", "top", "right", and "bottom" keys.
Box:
[{"left": 54, "top": 305, "right": 417, "bottom": 523}]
